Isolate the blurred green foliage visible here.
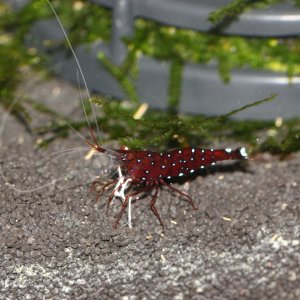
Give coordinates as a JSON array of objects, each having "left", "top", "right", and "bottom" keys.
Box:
[
  {"left": 0, "top": 2, "right": 37, "bottom": 121},
  {"left": 130, "top": 18, "right": 300, "bottom": 82},
  {"left": 0, "top": 0, "right": 299, "bottom": 154},
  {"left": 208, "top": 0, "right": 280, "bottom": 26}
]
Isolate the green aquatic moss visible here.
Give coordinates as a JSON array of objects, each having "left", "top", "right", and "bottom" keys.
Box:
[
  {"left": 168, "top": 58, "right": 184, "bottom": 113},
  {"left": 208, "top": 0, "right": 281, "bottom": 26},
  {"left": 29, "top": 92, "right": 299, "bottom": 155},
  {"left": 97, "top": 52, "right": 139, "bottom": 103}
]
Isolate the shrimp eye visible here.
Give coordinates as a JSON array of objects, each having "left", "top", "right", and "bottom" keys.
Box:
[{"left": 126, "top": 153, "right": 134, "bottom": 160}]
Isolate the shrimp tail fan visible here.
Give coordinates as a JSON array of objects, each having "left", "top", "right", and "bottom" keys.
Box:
[{"left": 213, "top": 147, "right": 248, "bottom": 161}]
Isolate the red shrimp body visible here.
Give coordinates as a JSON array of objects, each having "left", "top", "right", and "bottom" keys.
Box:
[
  {"left": 94, "top": 145, "right": 248, "bottom": 228},
  {"left": 117, "top": 147, "right": 247, "bottom": 182}
]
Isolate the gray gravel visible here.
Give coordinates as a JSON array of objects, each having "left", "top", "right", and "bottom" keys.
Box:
[{"left": 0, "top": 73, "right": 299, "bottom": 300}]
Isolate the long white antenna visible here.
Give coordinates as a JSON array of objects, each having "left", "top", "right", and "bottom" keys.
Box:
[{"left": 46, "top": 0, "right": 101, "bottom": 141}]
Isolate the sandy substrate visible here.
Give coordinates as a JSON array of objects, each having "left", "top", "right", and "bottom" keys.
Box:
[{"left": 0, "top": 74, "right": 299, "bottom": 300}]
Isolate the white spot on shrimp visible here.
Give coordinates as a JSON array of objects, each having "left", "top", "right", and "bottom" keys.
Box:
[
  {"left": 240, "top": 147, "right": 248, "bottom": 158},
  {"left": 190, "top": 169, "right": 195, "bottom": 173},
  {"left": 172, "top": 163, "right": 176, "bottom": 166},
  {"left": 183, "top": 160, "right": 187, "bottom": 163},
  {"left": 167, "top": 154, "right": 171, "bottom": 157},
  {"left": 191, "top": 157, "right": 194, "bottom": 161},
  {"left": 225, "top": 148, "right": 232, "bottom": 153},
  {"left": 201, "top": 149, "right": 205, "bottom": 153},
  {"left": 192, "top": 148, "right": 195, "bottom": 153},
  {"left": 179, "top": 172, "right": 184, "bottom": 177},
  {"left": 201, "top": 157, "right": 205, "bottom": 161},
  {"left": 161, "top": 165, "right": 166, "bottom": 169},
  {"left": 200, "top": 166, "right": 205, "bottom": 169},
  {"left": 145, "top": 170, "right": 150, "bottom": 174},
  {"left": 137, "top": 159, "right": 141, "bottom": 163},
  {"left": 147, "top": 153, "right": 152, "bottom": 157},
  {"left": 142, "top": 177, "right": 146, "bottom": 181},
  {"left": 151, "top": 162, "right": 155, "bottom": 165},
  {"left": 211, "top": 162, "right": 216, "bottom": 165},
  {"left": 210, "top": 149, "right": 214, "bottom": 152},
  {"left": 159, "top": 174, "right": 163, "bottom": 178},
  {"left": 167, "top": 176, "right": 171, "bottom": 179},
  {"left": 178, "top": 150, "right": 182, "bottom": 154}
]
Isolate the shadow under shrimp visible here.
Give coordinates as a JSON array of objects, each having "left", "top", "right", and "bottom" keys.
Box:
[{"left": 203, "top": 159, "right": 250, "bottom": 176}]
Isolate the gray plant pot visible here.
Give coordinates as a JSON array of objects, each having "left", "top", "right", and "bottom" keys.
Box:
[{"left": 25, "top": 0, "right": 300, "bottom": 120}]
